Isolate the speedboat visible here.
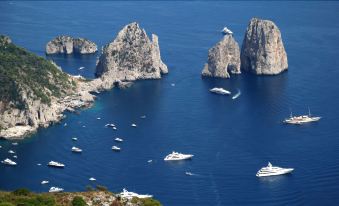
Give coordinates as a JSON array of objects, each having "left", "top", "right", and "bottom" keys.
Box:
[
  {"left": 131, "top": 123, "right": 137, "bottom": 127},
  {"left": 171, "top": 83, "right": 175, "bottom": 87},
  {"left": 12, "top": 142, "right": 18, "bottom": 146},
  {"left": 147, "top": 160, "right": 153, "bottom": 163},
  {"left": 48, "top": 161, "right": 65, "bottom": 168},
  {"left": 283, "top": 108, "right": 321, "bottom": 125},
  {"left": 112, "top": 126, "right": 117, "bottom": 130},
  {"left": 71, "top": 147, "right": 82, "bottom": 153},
  {"left": 112, "top": 146, "right": 121, "bottom": 151},
  {"left": 49, "top": 187, "right": 64, "bottom": 193},
  {"left": 37, "top": 163, "right": 42, "bottom": 166},
  {"left": 41, "top": 180, "right": 49, "bottom": 184},
  {"left": 13, "top": 155, "right": 17, "bottom": 158},
  {"left": 140, "top": 115, "right": 146, "bottom": 119},
  {"left": 119, "top": 188, "right": 152, "bottom": 200},
  {"left": 210, "top": 87, "right": 231, "bottom": 95},
  {"left": 185, "top": 172, "right": 194, "bottom": 176},
  {"left": 64, "top": 123, "right": 67, "bottom": 127},
  {"left": 232, "top": 89, "right": 241, "bottom": 100},
  {"left": 105, "top": 123, "right": 115, "bottom": 127},
  {"left": 1, "top": 158, "right": 17, "bottom": 166},
  {"left": 164, "top": 151, "right": 194, "bottom": 161},
  {"left": 256, "top": 162, "right": 294, "bottom": 177},
  {"left": 89, "top": 177, "right": 96, "bottom": 181},
  {"left": 72, "top": 137, "right": 78, "bottom": 141},
  {"left": 8, "top": 150, "right": 15, "bottom": 154},
  {"left": 115, "top": 138, "right": 123, "bottom": 142},
  {"left": 97, "top": 117, "right": 101, "bottom": 120},
  {"left": 78, "top": 66, "right": 85, "bottom": 70},
  {"left": 221, "top": 27, "right": 233, "bottom": 35}
]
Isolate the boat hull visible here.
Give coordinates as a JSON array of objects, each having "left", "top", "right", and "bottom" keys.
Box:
[{"left": 256, "top": 168, "right": 294, "bottom": 177}]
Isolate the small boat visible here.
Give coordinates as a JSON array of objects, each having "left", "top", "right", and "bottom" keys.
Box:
[
  {"left": 112, "top": 146, "right": 121, "bottom": 151},
  {"left": 0, "top": 145, "right": 2, "bottom": 148},
  {"left": 210, "top": 87, "right": 231, "bottom": 95},
  {"left": 147, "top": 160, "right": 153, "bottom": 163},
  {"left": 64, "top": 123, "right": 67, "bottom": 127},
  {"left": 48, "top": 161, "right": 65, "bottom": 168},
  {"left": 78, "top": 66, "right": 85, "bottom": 70},
  {"left": 140, "top": 115, "right": 146, "bottom": 119},
  {"left": 256, "top": 162, "right": 294, "bottom": 177},
  {"left": 13, "top": 155, "right": 17, "bottom": 159},
  {"left": 164, "top": 151, "right": 194, "bottom": 161},
  {"left": 283, "top": 108, "right": 321, "bottom": 125},
  {"left": 131, "top": 123, "right": 137, "bottom": 127},
  {"left": 49, "top": 187, "right": 64, "bottom": 193},
  {"left": 105, "top": 123, "right": 115, "bottom": 127},
  {"left": 112, "top": 126, "right": 117, "bottom": 130},
  {"left": 232, "top": 89, "right": 241, "bottom": 100},
  {"left": 37, "top": 163, "right": 42, "bottom": 166},
  {"left": 97, "top": 117, "right": 101, "bottom": 120},
  {"left": 119, "top": 188, "right": 153, "bottom": 200},
  {"left": 41, "top": 180, "right": 49, "bottom": 185},
  {"left": 185, "top": 172, "right": 194, "bottom": 176},
  {"left": 82, "top": 125, "right": 86, "bottom": 128},
  {"left": 71, "top": 146, "right": 82, "bottom": 153},
  {"left": 221, "top": 27, "right": 233, "bottom": 35},
  {"left": 12, "top": 142, "right": 18, "bottom": 146},
  {"left": 89, "top": 177, "right": 96, "bottom": 181},
  {"left": 115, "top": 138, "right": 123, "bottom": 142},
  {"left": 1, "top": 158, "right": 17, "bottom": 166},
  {"left": 72, "top": 137, "right": 78, "bottom": 141},
  {"left": 8, "top": 150, "right": 15, "bottom": 154},
  {"left": 171, "top": 83, "right": 175, "bottom": 87}
]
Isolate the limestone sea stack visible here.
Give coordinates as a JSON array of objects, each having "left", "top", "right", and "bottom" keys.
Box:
[
  {"left": 240, "top": 18, "right": 288, "bottom": 75},
  {"left": 95, "top": 22, "right": 168, "bottom": 83},
  {"left": 46, "top": 36, "right": 97, "bottom": 54},
  {"left": 201, "top": 34, "right": 241, "bottom": 78}
]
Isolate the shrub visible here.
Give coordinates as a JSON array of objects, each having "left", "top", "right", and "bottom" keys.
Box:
[
  {"left": 0, "top": 203, "right": 15, "bottom": 206},
  {"left": 12, "top": 188, "right": 30, "bottom": 196},
  {"left": 71, "top": 196, "right": 86, "bottom": 206},
  {"left": 95, "top": 185, "right": 107, "bottom": 192}
]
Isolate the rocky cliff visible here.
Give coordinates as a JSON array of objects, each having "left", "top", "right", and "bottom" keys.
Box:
[
  {"left": 0, "top": 36, "right": 97, "bottom": 139},
  {"left": 201, "top": 34, "right": 241, "bottom": 78},
  {"left": 46, "top": 36, "right": 97, "bottom": 54},
  {"left": 95, "top": 22, "right": 168, "bottom": 84},
  {"left": 240, "top": 18, "right": 288, "bottom": 75}
]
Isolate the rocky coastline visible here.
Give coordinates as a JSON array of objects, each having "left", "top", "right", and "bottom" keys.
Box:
[{"left": 46, "top": 36, "right": 98, "bottom": 55}]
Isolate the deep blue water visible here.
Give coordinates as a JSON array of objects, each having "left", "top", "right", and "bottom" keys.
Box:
[{"left": 1, "top": 1, "right": 339, "bottom": 205}]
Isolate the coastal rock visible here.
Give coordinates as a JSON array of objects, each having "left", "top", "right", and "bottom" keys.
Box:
[
  {"left": 240, "top": 18, "right": 288, "bottom": 75},
  {"left": 95, "top": 22, "right": 168, "bottom": 84},
  {"left": 46, "top": 36, "right": 97, "bottom": 54},
  {"left": 202, "top": 34, "right": 241, "bottom": 78},
  {"left": 0, "top": 35, "right": 11, "bottom": 45}
]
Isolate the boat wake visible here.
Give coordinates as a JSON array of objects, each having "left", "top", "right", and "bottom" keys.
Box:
[{"left": 232, "top": 89, "right": 241, "bottom": 100}]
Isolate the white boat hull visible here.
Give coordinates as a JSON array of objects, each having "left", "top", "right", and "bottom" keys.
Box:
[{"left": 256, "top": 168, "right": 294, "bottom": 177}]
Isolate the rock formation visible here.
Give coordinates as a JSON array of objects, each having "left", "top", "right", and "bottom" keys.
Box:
[
  {"left": 240, "top": 18, "right": 288, "bottom": 75},
  {"left": 46, "top": 36, "right": 97, "bottom": 54},
  {"left": 201, "top": 34, "right": 241, "bottom": 78},
  {"left": 95, "top": 22, "right": 168, "bottom": 84}
]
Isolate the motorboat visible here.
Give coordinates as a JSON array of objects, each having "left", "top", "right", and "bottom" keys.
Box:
[
  {"left": 112, "top": 126, "right": 117, "bottom": 130},
  {"left": 64, "top": 123, "right": 67, "bottom": 127},
  {"left": 97, "top": 117, "right": 101, "bottom": 120},
  {"left": 164, "top": 151, "right": 194, "bottom": 161},
  {"left": 171, "top": 83, "right": 175, "bottom": 87},
  {"left": 48, "top": 161, "right": 65, "bottom": 168},
  {"left": 147, "top": 160, "right": 153, "bottom": 163},
  {"left": 115, "top": 138, "right": 123, "bottom": 142},
  {"left": 140, "top": 115, "right": 146, "bottom": 119},
  {"left": 1, "top": 158, "right": 17, "bottom": 166},
  {"left": 105, "top": 123, "right": 115, "bottom": 127},
  {"left": 13, "top": 155, "right": 17, "bottom": 158},
  {"left": 221, "top": 27, "right": 233, "bottom": 35},
  {"left": 78, "top": 66, "right": 85, "bottom": 70},
  {"left": 41, "top": 180, "right": 49, "bottom": 184},
  {"left": 71, "top": 146, "right": 82, "bottom": 153},
  {"left": 89, "top": 177, "right": 96, "bottom": 181},
  {"left": 232, "top": 89, "right": 241, "bottom": 100},
  {"left": 131, "top": 123, "right": 137, "bottom": 127},
  {"left": 185, "top": 172, "right": 194, "bottom": 176},
  {"left": 119, "top": 188, "right": 152, "bottom": 200},
  {"left": 49, "top": 187, "right": 64, "bottom": 193},
  {"left": 112, "top": 146, "right": 121, "bottom": 151},
  {"left": 210, "top": 87, "right": 231, "bottom": 95},
  {"left": 256, "top": 162, "right": 294, "bottom": 177},
  {"left": 72, "top": 137, "right": 78, "bottom": 141},
  {"left": 12, "top": 142, "right": 18, "bottom": 146},
  {"left": 37, "top": 163, "right": 42, "bottom": 166},
  {"left": 283, "top": 108, "right": 321, "bottom": 125},
  {"left": 8, "top": 150, "right": 15, "bottom": 154}
]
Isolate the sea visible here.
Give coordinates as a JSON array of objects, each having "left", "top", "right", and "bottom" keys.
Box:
[{"left": 1, "top": 1, "right": 339, "bottom": 205}]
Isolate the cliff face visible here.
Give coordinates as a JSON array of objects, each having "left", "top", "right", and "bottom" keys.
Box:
[
  {"left": 95, "top": 22, "right": 168, "bottom": 83},
  {"left": 201, "top": 34, "right": 241, "bottom": 78},
  {"left": 240, "top": 18, "right": 288, "bottom": 75},
  {"left": 46, "top": 36, "right": 97, "bottom": 54}
]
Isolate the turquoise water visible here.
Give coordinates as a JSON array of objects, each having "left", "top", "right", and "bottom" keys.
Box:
[{"left": 1, "top": 1, "right": 339, "bottom": 205}]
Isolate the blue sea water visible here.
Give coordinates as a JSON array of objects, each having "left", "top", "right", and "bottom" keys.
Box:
[{"left": 1, "top": 1, "right": 339, "bottom": 205}]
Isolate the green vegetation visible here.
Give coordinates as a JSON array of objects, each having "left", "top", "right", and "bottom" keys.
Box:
[
  {"left": 0, "top": 35, "right": 75, "bottom": 109},
  {"left": 71, "top": 196, "right": 86, "bottom": 206},
  {"left": 0, "top": 188, "right": 55, "bottom": 206},
  {"left": 131, "top": 197, "right": 162, "bottom": 206}
]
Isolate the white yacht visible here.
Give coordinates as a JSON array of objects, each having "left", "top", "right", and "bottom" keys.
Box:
[
  {"left": 12, "top": 142, "right": 18, "bottom": 146},
  {"left": 78, "top": 66, "right": 85, "bottom": 70},
  {"left": 1, "top": 158, "right": 17, "bottom": 166},
  {"left": 131, "top": 123, "right": 137, "bottom": 127},
  {"left": 71, "top": 146, "right": 82, "bottom": 153},
  {"left": 164, "top": 151, "right": 194, "bottom": 161},
  {"left": 115, "top": 138, "right": 123, "bottom": 142},
  {"left": 210, "top": 87, "right": 231, "bottom": 95},
  {"left": 221, "top": 27, "right": 233, "bottom": 35},
  {"left": 283, "top": 108, "right": 321, "bottom": 125},
  {"left": 8, "top": 150, "right": 15, "bottom": 154},
  {"left": 41, "top": 180, "right": 49, "bottom": 185},
  {"left": 97, "top": 117, "right": 101, "bottom": 120},
  {"left": 49, "top": 187, "right": 64, "bottom": 193},
  {"left": 48, "top": 161, "right": 65, "bottom": 168},
  {"left": 119, "top": 188, "right": 153, "bottom": 200},
  {"left": 112, "top": 146, "right": 121, "bottom": 151},
  {"left": 140, "top": 115, "right": 146, "bottom": 119},
  {"left": 147, "top": 160, "right": 153, "bottom": 163},
  {"left": 256, "top": 162, "right": 294, "bottom": 177},
  {"left": 72, "top": 137, "right": 78, "bottom": 141},
  {"left": 185, "top": 172, "right": 194, "bottom": 176},
  {"left": 89, "top": 177, "right": 96, "bottom": 181},
  {"left": 232, "top": 89, "right": 241, "bottom": 100},
  {"left": 13, "top": 155, "right": 17, "bottom": 159},
  {"left": 105, "top": 123, "right": 115, "bottom": 127}
]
